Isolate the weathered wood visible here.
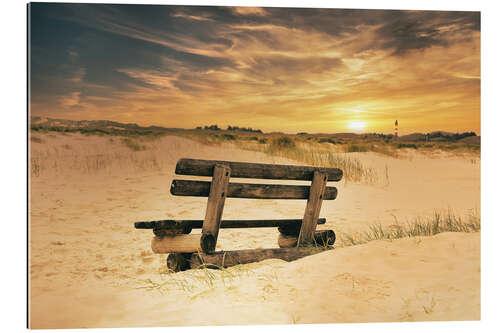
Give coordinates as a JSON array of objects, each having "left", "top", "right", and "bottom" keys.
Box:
[
  {"left": 278, "top": 230, "right": 336, "bottom": 248},
  {"left": 298, "top": 171, "right": 328, "bottom": 246},
  {"left": 153, "top": 226, "right": 191, "bottom": 237},
  {"left": 151, "top": 235, "right": 202, "bottom": 254},
  {"left": 135, "top": 218, "right": 327, "bottom": 230},
  {"left": 277, "top": 234, "right": 297, "bottom": 248},
  {"left": 166, "top": 253, "right": 192, "bottom": 272},
  {"left": 175, "top": 158, "right": 343, "bottom": 181},
  {"left": 171, "top": 180, "right": 338, "bottom": 200},
  {"left": 201, "top": 164, "right": 231, "bottom": 253},
  {"left": 190, "top": 247, "right": 331, "bottom": 269},
  {"left": 278, "top": 224, "right": 302, "bottom": 236}
]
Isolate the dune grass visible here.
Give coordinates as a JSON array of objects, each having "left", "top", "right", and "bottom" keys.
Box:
[
  {"left": 244, "top": 137, "right": 379, "bottom": 184},
  {"left": 337, "top": 209, "right": 480, "bottom": 247},
  {"left": 136, "top": 259, "right": 257, "bottom": 294},
  {"left": 29, "top": 133, "right": 164, "bottom": 177},
  {"left": 29, "top": 131, "right": 380, "bottom": 184},
  {"left": 30, "top": 136, "right": 44, "bottom": 144},
  {"left": 120, "top": 137, "right": 147, "bottom": 151}
]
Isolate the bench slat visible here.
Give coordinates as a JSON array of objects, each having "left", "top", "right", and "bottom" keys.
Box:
[
  {"left": 175, "top": 158, "right": 343, "bottom": 181},
  {"left": 134, "top": 218, "right": 327, "bottom": 230},
  {"left": 170, "top": 179, "right": 338, "bottom": 200}
]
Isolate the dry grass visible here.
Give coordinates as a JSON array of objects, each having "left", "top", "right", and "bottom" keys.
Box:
[
  {"left": 30, "top": 136, "right": 44, "bottom": 144},
  {"left": 234, "top": 137, "right": 379, "bottom": 184},
  {"left": 120, "top": 138, "right": 147, "bottom": 151},
  {"left": 29, "top": 133, "right": 165, "bottom": 177},
  {"left": 136, "top": 260, "right": 257, "bottom": 294},
  {"left": 29, "top": 129, "right": 478, "bottom": 186},
  {"left": 337, "top": 209, "right": 480, "bottom": 247}
]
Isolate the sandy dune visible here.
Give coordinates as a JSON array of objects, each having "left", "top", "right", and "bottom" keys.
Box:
[{"left": 28, "top": 133, "right": 480, "bottom": 328}]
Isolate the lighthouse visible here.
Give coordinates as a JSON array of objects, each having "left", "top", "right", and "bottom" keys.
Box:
[{"left": 394, "top": 120, "right": 398, "bottom": 138}]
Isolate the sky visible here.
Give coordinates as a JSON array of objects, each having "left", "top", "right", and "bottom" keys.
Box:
[{"left": 29, "top": 3, "right": 480, "bottom": 134}]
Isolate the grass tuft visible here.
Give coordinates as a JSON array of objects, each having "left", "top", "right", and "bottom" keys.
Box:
[
  {"left": 121, "top": 138, "right": 147, "bottom": 151},
  {"left": 345, "top": 143, "right": 368, "bottom": 153},
  {"left": 30, "top": 136, "right": 43, "bottom": 144},
  {"left": 270, "top": 136, "right": 296, "bottom": 149},
  {"left": 337, "top": 209, "right": 480, "bottom": 247}
]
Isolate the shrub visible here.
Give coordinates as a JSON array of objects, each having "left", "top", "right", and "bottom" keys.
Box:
[
  {"left": 319, "top": 138, "right": 337, "bottom": 144},
  {"left": 397, "top": 143, "right": 417, "bottom": 149},
  {"left": 271, "top": 136, "right": 296, "bottom": 149},
  {"left": 222, "top": 134, "right": 236, "bottom": 140},
  {"left": 346, "top": 144, "right": 368, "bottom": 152}
]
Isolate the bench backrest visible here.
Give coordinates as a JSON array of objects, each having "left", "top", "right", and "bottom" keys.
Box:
[
  {"left": 171, "top": 158, "right": 342, "bottom": 200},
  {"left": 169, "top": 158, "right": 343, "bottom": 253}
]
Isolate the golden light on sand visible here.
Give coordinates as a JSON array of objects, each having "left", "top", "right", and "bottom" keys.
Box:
[{"left": 348, "top": 121, "right": 366, "bottom": 132}]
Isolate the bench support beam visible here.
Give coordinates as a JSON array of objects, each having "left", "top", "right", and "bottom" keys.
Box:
[
  {"left": 201, "top": 164, "right": 231, "bottom": 253},
  {"left": 298, "top": 171, "right": 328, "bottom": 246}
]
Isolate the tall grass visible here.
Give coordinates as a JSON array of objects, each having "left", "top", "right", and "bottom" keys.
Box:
[
  {"left": 337, "top": 210, "right": 480, "bottom": 247},
  {"left": 171, "top": 132, "right": 379, "bottom": 184},
  {"left": 239, "top": 137, "right": 379, "bottom": 184},
  {"left": 345, "top": 143, "right": 369, "bottom": 153}
]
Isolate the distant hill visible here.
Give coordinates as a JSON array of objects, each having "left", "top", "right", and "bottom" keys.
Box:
[
  {"left": 30, "top": 117, "right": 479, "bottom": 144},
  {"left": 30, "top": 117, "right": 184, "bottom": 136},
  {"left": 399, "top": 133, "right": 427, "bottom": 141},
  {"left": 459, "top": 136, "right": 480, "bottom": 144},
  {"left": 30, "top": 117, "right": 265, "bottom": 136}
]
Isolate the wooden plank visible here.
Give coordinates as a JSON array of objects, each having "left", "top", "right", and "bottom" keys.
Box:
[
  {"left": 135, "top": 218, "right": 327, "bottom": 230},
  {"left": 175, "top": 158, "right": 343, "bottom": 181},
  {"left": 190, "top": 247, "right": 330, "bottom": 269},
  {"left": 201, "top": 164, "right": 231, "bottom": 253},
  {"left": 151, "top": 235, "right": 202, "bottom": 253},
  {"left": 278, "top": 230, "right": 336, "bottom": 248},
  {"left": 170, "top": 180, "right": 338, "bottom": 200},
  {"left": 298, "top": 171, "right": 328, "bottom": 246}
]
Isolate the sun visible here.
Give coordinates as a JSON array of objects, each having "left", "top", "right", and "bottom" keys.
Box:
[{"left": 348, "top": 121, "right": 366, "bottom": 132}]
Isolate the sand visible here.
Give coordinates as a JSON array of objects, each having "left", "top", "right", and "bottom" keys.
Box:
[{"left": 28, "top": 133, "right": 480, "bottom": 328}]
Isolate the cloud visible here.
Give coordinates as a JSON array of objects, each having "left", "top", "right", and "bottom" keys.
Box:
[
  {"left": 171, "top": 12, "right": 214, "bottom": 21},
  {"left": 59, "top": 92, "right": 81, "bottom": 108},
  {"left": 231, "top": 7, "right": 268, "bottom": 16}
]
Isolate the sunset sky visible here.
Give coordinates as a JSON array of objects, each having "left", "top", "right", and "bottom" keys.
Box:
[{"left": 29, "top": 3, "right": 480, "bottom": 134}]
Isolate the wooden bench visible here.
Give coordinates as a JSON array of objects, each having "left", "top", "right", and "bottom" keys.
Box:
[{"left": 134, "top": 158, "right": 343, "bottom": 272}]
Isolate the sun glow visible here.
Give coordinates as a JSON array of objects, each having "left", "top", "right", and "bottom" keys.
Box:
[{"left": 348, "top": 121, "right": 366, "bottom": 132}]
